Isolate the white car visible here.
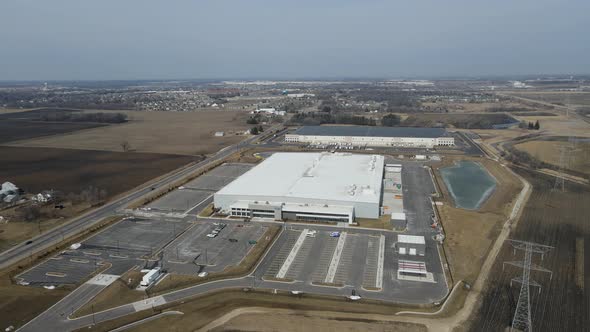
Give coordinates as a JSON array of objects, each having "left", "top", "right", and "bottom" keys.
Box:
[{"left": 206, "top": 233, "right": 217, "bottom": 238}]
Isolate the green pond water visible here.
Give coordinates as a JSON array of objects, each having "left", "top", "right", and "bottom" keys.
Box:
[{"left": 440, "top": 161, "right": 497, "bottom": 210}]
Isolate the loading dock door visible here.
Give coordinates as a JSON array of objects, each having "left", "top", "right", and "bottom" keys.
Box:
[
  {"left": 399, "top": 247, "right": 406, "bottom": 255},
  {"left": 409, "top": 248, "right": 417, "bottom": 256}
]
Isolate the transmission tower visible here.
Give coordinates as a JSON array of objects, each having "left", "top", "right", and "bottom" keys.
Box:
[
  {"left": 553, "top": 136, "right": 578, "bottom": 192},
  {"left": 553, "top": 145, "right": 567, "bottom": 192},
  {"left": 503, "top": 239, "right": 553, "bottom": 332}
]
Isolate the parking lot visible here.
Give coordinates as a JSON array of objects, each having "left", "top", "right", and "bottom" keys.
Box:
[
  {"left": 262, "top": 229, "right": 386, "bottom": 290},
  {"left": 17, "top": 217, "right": 191, "bottom": 286},
  {"left": 164, "top": 220, "right": 267, "bottom": 275},
  {"left": 147, "top": 163, "right": 253, "bottom": 214}
]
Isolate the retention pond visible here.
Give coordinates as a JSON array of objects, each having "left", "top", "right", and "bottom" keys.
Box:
[{"left": 440, "top": 161, "right": 496, "bottom": 210}]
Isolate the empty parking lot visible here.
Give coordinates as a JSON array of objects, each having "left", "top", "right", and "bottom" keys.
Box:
[
  {"left": 164, "top": 220, "right": 266, "bottom": 275},
  {"left": 147, "top": 163, "right": 253, "bottom": 214},
  {"left": 17, "top": 217, "right": 191, "bottom": 286},
  {"left": 262, "top": 229, "right": 386, "bottom": 291}
]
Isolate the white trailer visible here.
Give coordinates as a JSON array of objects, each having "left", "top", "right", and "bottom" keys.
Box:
[{"left": 140, "top": 268, "right": 161, "bottom": 287}]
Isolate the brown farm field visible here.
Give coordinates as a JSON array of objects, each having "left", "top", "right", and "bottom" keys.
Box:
[
  {"left": 0, "top": 146, "right": 196, "bottom": 195},
  {"left": 0, "top": 120, "right": 105, "bottom": 143},
  {"left": 462, "top": 168, "right": 590, "bottom": 332},
  {"left": 6, "top": 110, "right": 253, "bottom": 155},
  {"left": 0, "top": 146, "right": 195, "bottom": 249}
]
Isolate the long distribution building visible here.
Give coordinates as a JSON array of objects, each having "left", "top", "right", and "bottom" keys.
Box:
[
  {"left": 214, "top": 152, "right": 384, "bottom": 224},
  {"left": 285, "top": 125, "right": 454, "bottom": 148}
]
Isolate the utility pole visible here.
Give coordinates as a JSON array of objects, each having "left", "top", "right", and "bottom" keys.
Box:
[
  {"left": 91, "top": 304, "right": 96, "bottom": 325},
  {"left": 503, "top": 239, "right": 553, "bottom": 332}
]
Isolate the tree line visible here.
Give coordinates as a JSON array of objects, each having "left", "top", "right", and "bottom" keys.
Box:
[
  {"left": 38, "top": 111, "right": 128, "bottom": 123},
  {"left": 288, "top": 112, "right": 401, "bottom": 127}
]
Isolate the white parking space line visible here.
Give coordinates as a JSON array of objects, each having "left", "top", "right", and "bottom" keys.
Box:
[
  {"left": 276, "top": 228, "right": 308, "bottom": 279},
  {"left": 376, "top": 234, "right": 385, "bottom": 289},
  {"left": 325, "top": 232, "right": 347, "bottom": 284}
]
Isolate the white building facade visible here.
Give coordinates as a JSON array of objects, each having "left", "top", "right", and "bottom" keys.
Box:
[
  {"left": 285, "top": 126, "right": 454, "bottom": 148},
  {"left": 214, "top": 152, "right": 384, "bottom": 224}
]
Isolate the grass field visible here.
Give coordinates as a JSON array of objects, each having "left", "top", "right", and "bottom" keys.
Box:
[
  {"left": 504, "top": 91, "right": 590, "bottom": 107},
  {"left": 210, "top": 309, "right": 427, "bottom": 332},
  {"left": 515, "top": 139, "right": 590, "bottom": 175},
  {"left": 461, "top": 168, "right": 590, "bottom": 332},
  {"left": 82, "top": 290, "right": 430, "bottom": 332},
  {"left": 6, "top": 110, "right": 253, "bottom": 155}
]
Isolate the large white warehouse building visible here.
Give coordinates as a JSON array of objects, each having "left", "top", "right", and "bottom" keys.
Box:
[
  {"left": 285, "top": 126, "right": 454, "bottom": 148},
  {"left": 214, "top": 152, "right": 384, "bottom": 224}
]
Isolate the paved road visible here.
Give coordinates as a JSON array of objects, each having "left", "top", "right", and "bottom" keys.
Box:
[{"left": 0, "top": 129, "right": 279, "bottom": 271}]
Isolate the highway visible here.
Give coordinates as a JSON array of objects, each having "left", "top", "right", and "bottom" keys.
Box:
[{"left": 0, "top": 132, "right": 271, "bottom": 271}]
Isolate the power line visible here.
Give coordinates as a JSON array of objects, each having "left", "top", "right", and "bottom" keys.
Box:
[{"left": 503, "top": 239, "right": 553, "bottom": 332}]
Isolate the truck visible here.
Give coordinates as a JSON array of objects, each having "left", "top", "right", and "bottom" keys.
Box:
[{"left": 140, "top": 267, "right": 161, "bottom": 287}]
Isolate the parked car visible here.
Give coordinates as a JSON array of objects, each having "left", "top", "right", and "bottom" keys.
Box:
[
  {"left": 330, "top": 232, "right": 340, "bottom": 238},
  {"left": 206, "top": 233, "right": 217, "bottom": 238},
  {"left": 229, "top": 238, "right": 238, "bottom": 243}
]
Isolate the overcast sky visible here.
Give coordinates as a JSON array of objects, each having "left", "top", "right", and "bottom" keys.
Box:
[{"left": 1, "top": 0, "right": 589, "bottom": 80}]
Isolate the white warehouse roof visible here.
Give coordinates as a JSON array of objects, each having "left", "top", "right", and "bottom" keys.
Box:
[{"left": 216, "top": 152, "right": 384, "bottom": 204}]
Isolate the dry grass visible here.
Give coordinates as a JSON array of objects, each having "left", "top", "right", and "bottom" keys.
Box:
[
  {"left": 0, "top": 273, "right": 72, "bottom": 329},
  {"left": 6, "top": 110, "right": 253, "bottom": 155},
  {"left": 433, "top": 157, "right": 522, "bottom": 283},
  {"left": 355, "top": 215, "right": 393, "bottom": 230},
  {"left": 503, "top": 91, "right": 590, "bottom": 107},
  {"left": 83, "top": 289, "right": 433, "bottom": 332},
  {"left": 197, "top": 203, "right": 214, "bottom": 217},
  {"left": 212, "top": 310, "right": 427, "bottom": 332},
  {"left": 515, "top": 139, "right": 590, "bottom": 175}
]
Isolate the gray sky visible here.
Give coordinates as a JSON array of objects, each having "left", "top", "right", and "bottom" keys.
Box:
[{"left": 1, "top": 0, "right": 588, "bottom": 80}]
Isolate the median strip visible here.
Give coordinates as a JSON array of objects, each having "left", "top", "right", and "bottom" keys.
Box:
[
  {"left": 276, "top": 229, "right": 308, "bottom": 279},
  {"left": 325, "top": 232, "right": 347, "bottom": 284},
  {"left": 376, "top": 234, "right": 385, "bottom": 289}
]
